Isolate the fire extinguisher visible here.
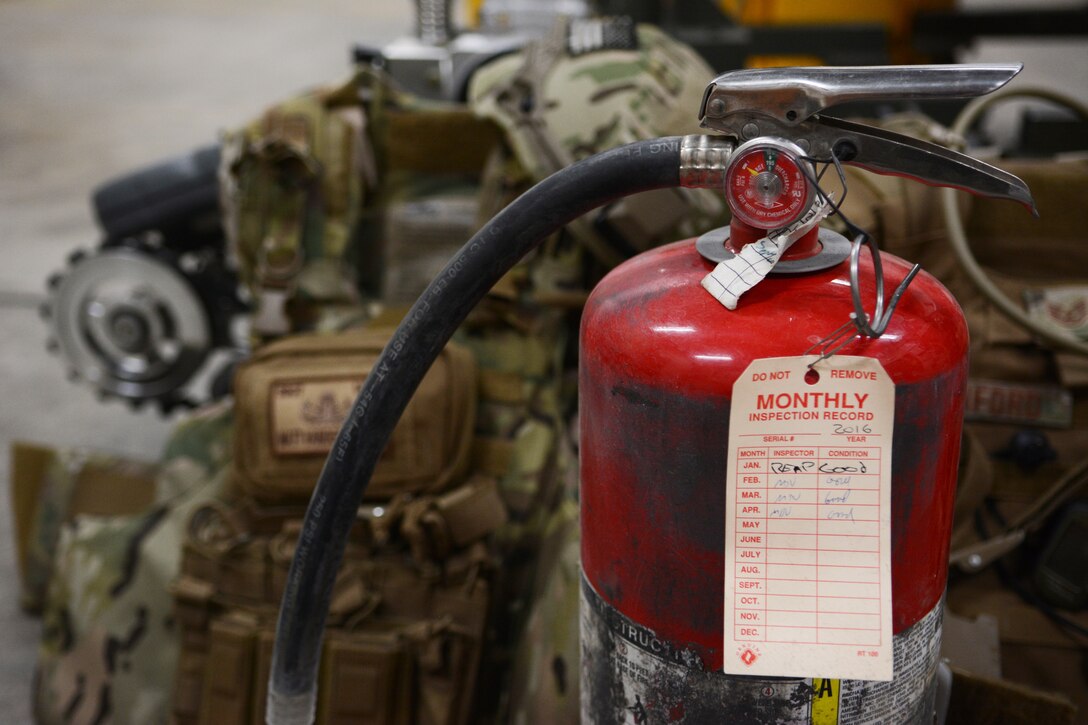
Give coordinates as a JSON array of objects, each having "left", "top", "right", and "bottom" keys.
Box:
[
  {"left": 266, "top": 65, "right": 1034, "bottom": 725},
  {"left": 579, "top": 65, "right": 1036, "bottom": 724}
]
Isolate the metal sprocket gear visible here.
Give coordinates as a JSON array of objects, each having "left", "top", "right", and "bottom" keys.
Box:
[{"left": 44, "top": 243, "right": 237, "bottom": 412}]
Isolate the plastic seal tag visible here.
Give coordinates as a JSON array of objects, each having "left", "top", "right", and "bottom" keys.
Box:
[
  {"left": 724, "top": 355, "right": 894, "bottom": 681},
  {"left": 701, "top": 196, "right": 831, "bottom": 310}
]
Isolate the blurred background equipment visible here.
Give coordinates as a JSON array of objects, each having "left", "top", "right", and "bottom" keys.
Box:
[{"left": 42, "top": 145, "right": 244, "bottom": 413}]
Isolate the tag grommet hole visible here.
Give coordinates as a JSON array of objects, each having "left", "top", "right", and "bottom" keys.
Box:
[{"left": 804, "top": 369, "right": 820, "bottom": 385}]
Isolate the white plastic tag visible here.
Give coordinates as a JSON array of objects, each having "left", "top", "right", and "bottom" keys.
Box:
[
  {"left": 724, "top": 355, "right": 894, "bottom": 681},
  {"left": 701, "top": 196, "right": 832, "bottom": 310},
  {"left": 1024, "top": 284, "right": 1088, "bottom": 341}
]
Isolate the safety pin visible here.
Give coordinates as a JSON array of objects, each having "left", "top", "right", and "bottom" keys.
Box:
[
  {"left": 798, "top": 152, "right": 922, "bottom": 346},
  {"left": 804, "top": 318, "right": 859, "bottom": 368},
  {"left": 849, "top": 231, "right": 922, "bottom": 338}
]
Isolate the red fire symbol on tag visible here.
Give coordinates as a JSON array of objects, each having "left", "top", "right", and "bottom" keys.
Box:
[
  {"left": 740, "top": 648, "right": 758, "bottom": 666},
  {"left": 1048, "top": 297, "right": 1088, "bottom": 327}
]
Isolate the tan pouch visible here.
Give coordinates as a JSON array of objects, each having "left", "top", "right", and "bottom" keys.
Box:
[
  {"left": 232, "top": 327, "right": 477, "bottom": 503},
  {"left": 182, "top": 502, "right": 275, "bottom": 605},
  {"left": 198, "top": 611, "right": 261, "bottom": 725},
  {"left": 317, "top": 571, "right": 490, "bottom": 725},
  {"left": 172, "top": 575, "right": 216, "bottom": 725},
  {"left": 319, "top": 631, "right": 413, "bottom": 725},
  {"left": 400, "top": 475, "right": 509, "bottom": 563}
]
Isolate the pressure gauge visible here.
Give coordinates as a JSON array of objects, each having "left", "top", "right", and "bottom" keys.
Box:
[{"left": 724, "top": 138, "right": 815, "bottom": 230}]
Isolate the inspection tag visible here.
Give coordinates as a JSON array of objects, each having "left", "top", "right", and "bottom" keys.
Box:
[{"left": 724, "top": 356, "right": 894, "bottom": 681}]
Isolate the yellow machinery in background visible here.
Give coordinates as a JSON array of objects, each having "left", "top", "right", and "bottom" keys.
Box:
[
  {"left": 463, "top": 0, "right": 959, "bottom": 67},
  {"left": 718, "top": 0, "right": 954, "bottom": 64}
]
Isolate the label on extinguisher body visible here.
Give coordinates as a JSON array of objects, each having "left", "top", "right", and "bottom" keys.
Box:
[
  {"left": 724, "top": 356, "right": 895, "bottom": 681},
  {"left": 580, "top": 577, "right": 944, "bottom": 724}
]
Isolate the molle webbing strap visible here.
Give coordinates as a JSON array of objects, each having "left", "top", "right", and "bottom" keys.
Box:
[{"left": 400, "top": 475, "right": 509, "bottom": 562}]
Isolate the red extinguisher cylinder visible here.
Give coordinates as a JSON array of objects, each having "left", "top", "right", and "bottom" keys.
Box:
[{"left": 580, "top": 238, "right": 968, "bottom": 723}]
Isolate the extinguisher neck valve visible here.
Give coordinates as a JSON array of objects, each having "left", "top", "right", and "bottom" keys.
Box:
[
  {"left": 695, "top": 65, "right": 1037, "bottom": 211},
  {"left": 679, "top": 135, "right": 736, "bottom": 190}
]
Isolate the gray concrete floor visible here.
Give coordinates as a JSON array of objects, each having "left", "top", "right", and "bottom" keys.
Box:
[{"left": 0, "top": 1, "right": 410, "bottom": 721}]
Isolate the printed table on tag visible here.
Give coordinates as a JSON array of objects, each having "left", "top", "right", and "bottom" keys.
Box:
[
  {"left": 733, "top": 443, "right": 883, "bottom": 647},
  {"left": 724, "top": 356, "right": 894, "bottom": 681}
]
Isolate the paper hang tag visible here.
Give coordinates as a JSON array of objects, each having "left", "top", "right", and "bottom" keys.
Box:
[
  {"left": 701, "top": 196, "right": 832, "bottom": 311},
  {"left": 724, "top": 355, "right": 895, "bottom": 682}
]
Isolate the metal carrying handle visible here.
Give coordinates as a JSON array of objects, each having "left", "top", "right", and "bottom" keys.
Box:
[
  {"left": 697, "top": 63, "right": 1036, "bottom": 213},
  {"left": 700, "top": 63, "right": 1023, "bottom": 126}
]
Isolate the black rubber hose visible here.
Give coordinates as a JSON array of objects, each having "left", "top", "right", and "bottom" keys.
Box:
[{"left": 267, "top": 136, "right": 686, "bottom": 724}]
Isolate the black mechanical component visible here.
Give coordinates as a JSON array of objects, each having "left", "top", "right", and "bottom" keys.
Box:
[
  {"left": 1034, "top": 501, "right": 1088, "bottom": 611},
  {"left": 45, "top": 142, "right": 246, "bottom": 413},
  {"left": 93, "top": 145, "right": 223, "bottom": 249},
  {"left": 997, "top": 428, "right": 1060, "bottom": 473}
]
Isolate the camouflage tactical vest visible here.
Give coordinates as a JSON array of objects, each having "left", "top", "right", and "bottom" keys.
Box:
[{"left": 33, "top": 404, "right": 233, "bottom": 725}]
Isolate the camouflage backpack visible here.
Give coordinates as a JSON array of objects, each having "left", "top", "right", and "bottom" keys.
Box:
[
  {"left": 470, "top": 20, "right": 725, "bottom": 268},
  {"left": 29, "top": 18, "right": 728, "bottom": 725}
]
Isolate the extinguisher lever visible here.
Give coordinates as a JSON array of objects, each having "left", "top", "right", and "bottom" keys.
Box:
[
  {"left": 698, "top": 63, "right": 1037, "bottom": 213},
  {"left": 805, "top": 115, "right": 1037, "bottom": 213}
]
